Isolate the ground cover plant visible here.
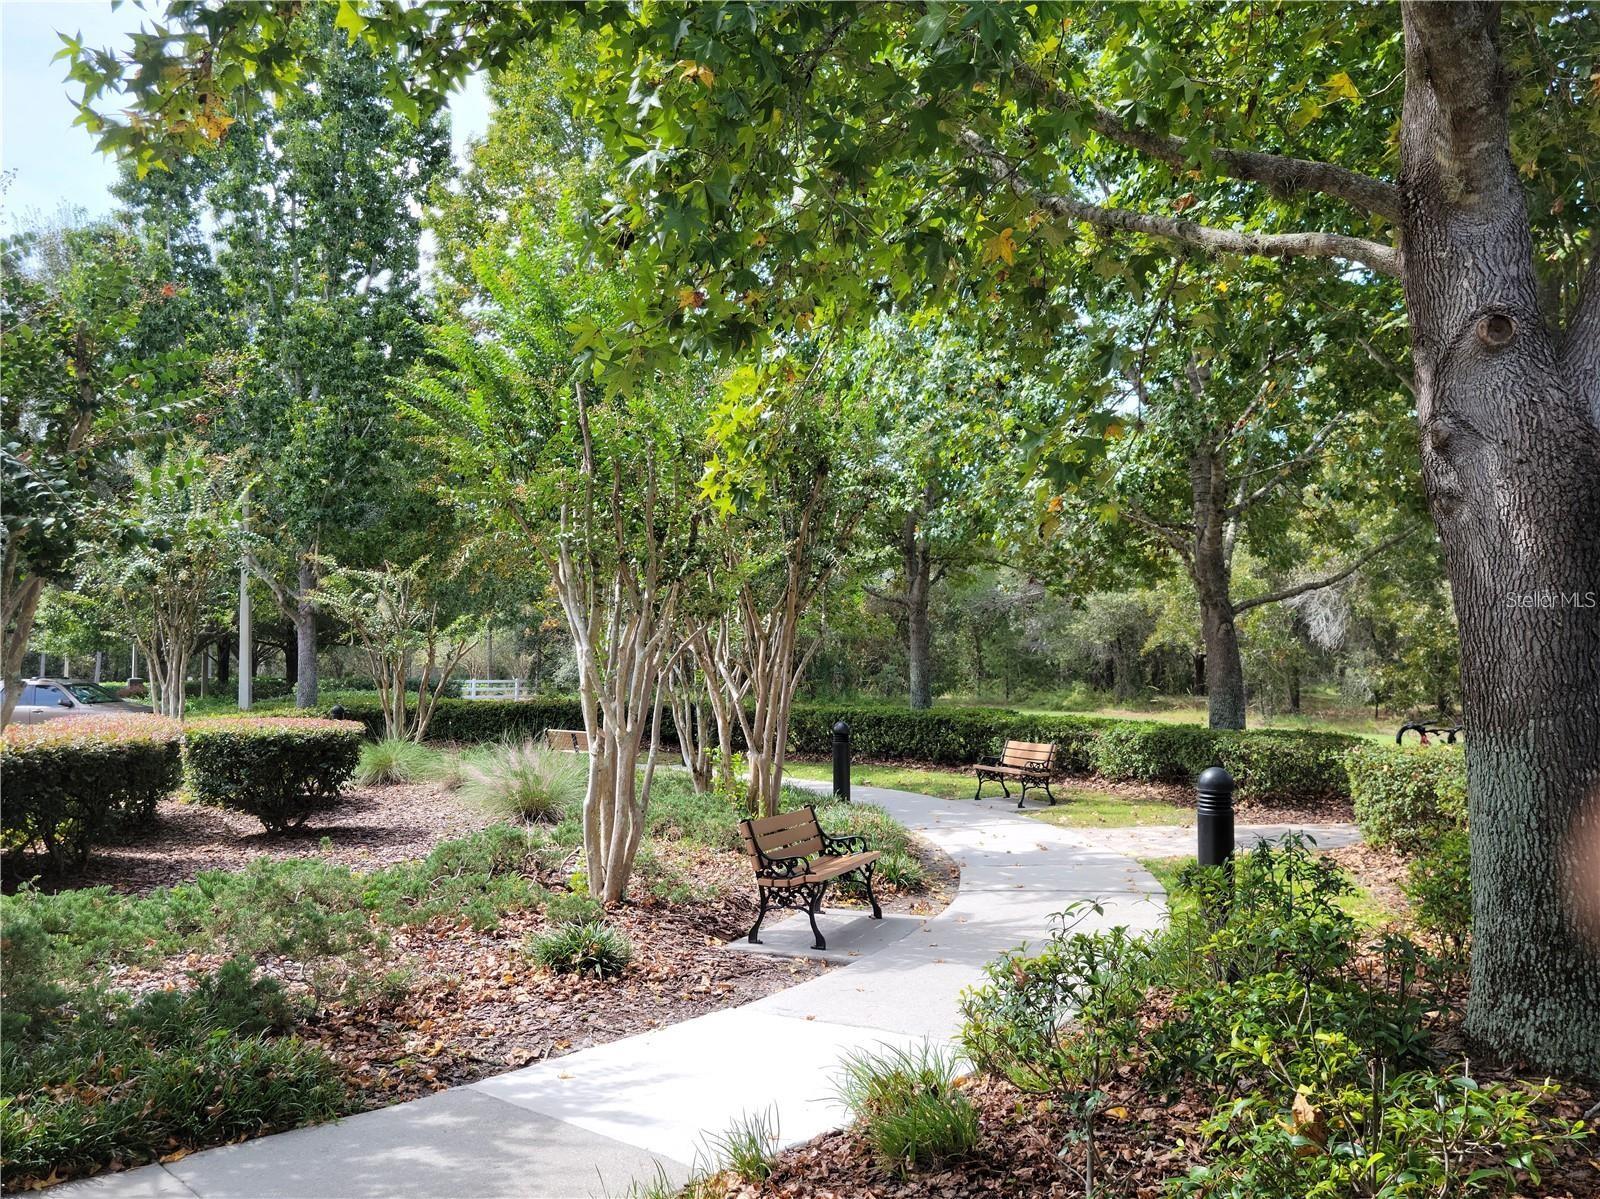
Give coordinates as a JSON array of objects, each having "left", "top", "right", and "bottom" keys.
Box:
[
  {"left": 0, "top": 760, "right": 944, "bottom": 1188},
  {"left": 734, "top": 837, "right": 1594, "bottom": 1198}
]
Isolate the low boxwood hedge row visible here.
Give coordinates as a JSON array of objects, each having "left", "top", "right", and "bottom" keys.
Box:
[
  {"left": 1343, "top": 744, "right": 1468, "bottom": 852},
  {"left": 1, "top": 717, "right": 184, "bottom": 870},
  {"left": 184, "top": 717, "right": 364, "bottom": 833}
]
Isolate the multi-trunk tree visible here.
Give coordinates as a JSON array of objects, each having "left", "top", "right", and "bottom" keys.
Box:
[
  {"left": 694, "top": 355, "right": 879, "bottom": 815},
  {"left": 87, "top": 448, "right": 239, "bottom": 719},
  {"left": 72, "top": 0, "right": 1600, "bottom": 1074},
  {"left": 407, "top": 223, "right": 705, "bottom": 904}
]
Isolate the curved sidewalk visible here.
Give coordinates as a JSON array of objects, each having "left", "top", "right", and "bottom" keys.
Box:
[{"left": 50, "top": 786, "right": 1167, "bottom": 1199}]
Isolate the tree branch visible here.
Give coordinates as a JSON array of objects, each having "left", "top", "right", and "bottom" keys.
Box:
[
  {"left": 1234, "top": 526, "right": 1417, "bottom": 612},
  {"left": 1011, "top": 60, "right": 1403, "bottom": 224},
  {"left": 959, "top": 130, "right": 1400, "bottom": 278}
]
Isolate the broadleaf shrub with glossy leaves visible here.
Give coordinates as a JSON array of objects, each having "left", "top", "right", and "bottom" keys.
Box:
[
  {"left": 184, "top": 717, "right": 363, "bottom": 832},
  {"left": 1, "top": 716, "right": 182, "bottom": 869},
  {"left": 957, "top": 838, "right": 1584, "bottom": 1195}
]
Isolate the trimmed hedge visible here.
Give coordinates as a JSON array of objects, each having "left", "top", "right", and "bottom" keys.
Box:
[
  {"left": 184, "top": 717, "right": 363, "bottom": 833},
  {"left": 1344, "top": 745, "right": 1467, "bottom": 852},
  {"left": 308, "top": 694, "right": 1364, "bottom": 806},
  {"left": 1, "top": 717, "right": 183, "bottom": 870}
]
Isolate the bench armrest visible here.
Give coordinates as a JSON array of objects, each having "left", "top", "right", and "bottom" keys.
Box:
[
  {"left": 820, "top": 831, "right": 868, "bottom": 856},
  {"left": 754, "top": 851, "right": 812, "bottom": 880}
]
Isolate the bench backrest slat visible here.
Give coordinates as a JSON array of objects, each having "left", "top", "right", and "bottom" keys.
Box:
[
  {"left": 739, "top": 805, "right": 823, "bottom": 864},
  {"left": 544, "top": 728, "right": 590, "bottom": 752},
  {"left": 1000, "top": 739, "right": 1055, "bottom": 769}
]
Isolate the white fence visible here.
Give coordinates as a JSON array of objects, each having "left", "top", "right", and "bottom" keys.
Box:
[{"left": 460, "top": 678, "right": 530, "bottom": 701}]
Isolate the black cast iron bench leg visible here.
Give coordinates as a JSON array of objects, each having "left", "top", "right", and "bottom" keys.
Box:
[
  {"left": 805, "top": 882, "right": 828, "bottom": 951},
  {"left": 747, "top": 887, "right": 772, "bottom": 944}
]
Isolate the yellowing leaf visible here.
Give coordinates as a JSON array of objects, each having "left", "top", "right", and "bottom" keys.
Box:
[
  {"left": 1326, "top": 71, "right": 1361, "bottom": 103},
  {"left": 983, "top": 227, "right": 1018, "bottom": 266}
]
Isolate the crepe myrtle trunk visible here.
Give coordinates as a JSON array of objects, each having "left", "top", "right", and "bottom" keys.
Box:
[{"left": 1399, "top": 2, "right": 1600, "bottom": 1073}]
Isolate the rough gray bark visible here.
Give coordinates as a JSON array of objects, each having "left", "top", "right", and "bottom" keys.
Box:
[
  {"left": 904, "top": 523, "right": 935, "bottom": 711},
  {"left": 873, "top": 496, "right": 941, "bottom": 711},
  {"left": 1399, "top": 1, "right": 1600, "bottom": 1074},
  {"left": 293, "top": 555, "right": 319, "bottom": 709}
]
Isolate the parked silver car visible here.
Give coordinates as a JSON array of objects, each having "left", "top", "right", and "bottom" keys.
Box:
[{"left": 2, "top": 678, "right": 154, "bottom": 724}]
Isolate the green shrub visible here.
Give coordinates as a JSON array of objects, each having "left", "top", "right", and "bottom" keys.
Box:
[
  {"left": 1215, "top": 729, "right": 1358, "bottom": 804},
  {"left": 0, "top": 961, "right": 345, "bottom": 1187},
  {"left": 529, "top": 921, "right": 633, "bottom": 977},
  {"left": 1089, "top": 722, "right": 1219, "bottom": 782},
  {"left": 1405, "top": 828, "right": 1472, "bottom": 952},
  {"left": 543, "top": 891, "right": 604, "bottom": 927},
  {"left": 304, "top": 693, "right": 1368, "bottom": 807},
  {"left": 1175, "top": 1066, "right": 1575, "bottom": 1199},
  {"left": 1344, "top": 745, "right": 1467, "bottom": 852},
  {"left": 835, "top": 1043, "right": 978, "bottom": 1176},
  {"left": 184, "top": 717, "right": 363, "bottom": 832},
  {"left": 961, "top": 904, "right": 1150, "bottom": 1095},
  {"left": 459, "top": 739, "right": 586, "bottom": 823},
  {"left": 1, "top": 716, "right": 182, "bottom": 869},
  {"left": 355, "top": 737, "right": 437, "bottom": 785},
  {"left": 873, "top": 851, "right": 926, "bottom": 892}
]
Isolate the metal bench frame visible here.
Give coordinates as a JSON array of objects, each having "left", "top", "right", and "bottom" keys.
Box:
[
  {"left": 738, "top": 804, "right": 883, "bottom": 951},
  {"left": 973, "top": 739, "right": 1059, "bottom": 808}
]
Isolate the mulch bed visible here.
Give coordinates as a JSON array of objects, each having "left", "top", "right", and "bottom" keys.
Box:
[
  {"left": 1327, "top": 840, "right": 1416, "bottom": 917},
  {"left": 712, "top": 1013, "right": 1598, "bottom": 1199},
  {"left": 15, "top": 779, "right": 956, "bottom": 1117},
  {"left": 5, "top": 782, "right": 494, "bottom": 895}
]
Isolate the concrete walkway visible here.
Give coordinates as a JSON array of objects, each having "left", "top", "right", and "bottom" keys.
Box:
[
  {"left": 1063, "top": 820, "right": 1363, "bottom": 860},
  {"left": 53, "top": 786, "right": 1169, "bottom": 1199}
]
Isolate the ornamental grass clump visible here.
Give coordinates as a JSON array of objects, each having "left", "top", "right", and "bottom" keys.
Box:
[
  {"left": 835, "top": 1043, "right": 979, "bottom": 1176},
  {"left": 528, "top": 920, "right": 632, "bottom": 978},
  {"left": 355, "top": 737, "right": 438, "bottom": 785},
  {"left": 459, "top": 738, "right": 586, "bottom": 823}
]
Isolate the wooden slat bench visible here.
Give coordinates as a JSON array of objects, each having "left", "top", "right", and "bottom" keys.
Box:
[
  {"left": 973, "top": 739, "right": 1059, "bottom": 808},
  {"left": 738, "top": 805, "right": 883, "bottom": 951},
  {"left": 544, "top": 728, "right": 590, "bottom": 753}
]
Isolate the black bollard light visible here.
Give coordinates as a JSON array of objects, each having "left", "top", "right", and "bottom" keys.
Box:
[
  {"left": 1195, "top": 762, "right": 1236, "bottom": 868},
  {"left": 832, "top": 720, "right": 852, "bottom": 803},
  {"left": 329, "top": 704, "right": 347, "bottom": 721}
]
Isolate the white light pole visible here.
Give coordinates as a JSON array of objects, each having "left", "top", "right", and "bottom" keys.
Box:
[{"left": 239, "top": 502, "right": 253, "bottom": 711}]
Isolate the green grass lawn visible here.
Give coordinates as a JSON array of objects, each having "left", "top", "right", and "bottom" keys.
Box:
[
  {"left": 783, "top": 760, "right": 1192, "bottom": 828},
  {"left": 1137, "top": 854, "right": 1396, "bottom": 929},
  {"left": 939, "top": 686, "right": 1398, "bottom": 741}
]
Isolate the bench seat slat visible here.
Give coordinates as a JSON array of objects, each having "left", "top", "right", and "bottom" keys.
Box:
[{"left": 757, "top": 849, "right": 881, "bottom": 886}]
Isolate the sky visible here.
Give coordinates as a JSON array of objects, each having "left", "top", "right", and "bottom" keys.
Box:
[{"left": 0, "top": 0, "right": 490, "bottom": 234}]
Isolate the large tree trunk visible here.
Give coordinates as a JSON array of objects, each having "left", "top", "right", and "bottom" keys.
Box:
[
  {"left": 1188, "top": 445, "right": 1248, "bottom": 730},
  {"left": 1197, "top": 585, "right": 1247, "bottom": 731},
  {"left": 1400, "top": 3, "right": 1600, "bottom": 1074},
  {"left": 904, "top": 521, "right": 934, "bottom": 710},
  {"left": 294, "top": 555, "right": 318, "bottom": 709}
]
